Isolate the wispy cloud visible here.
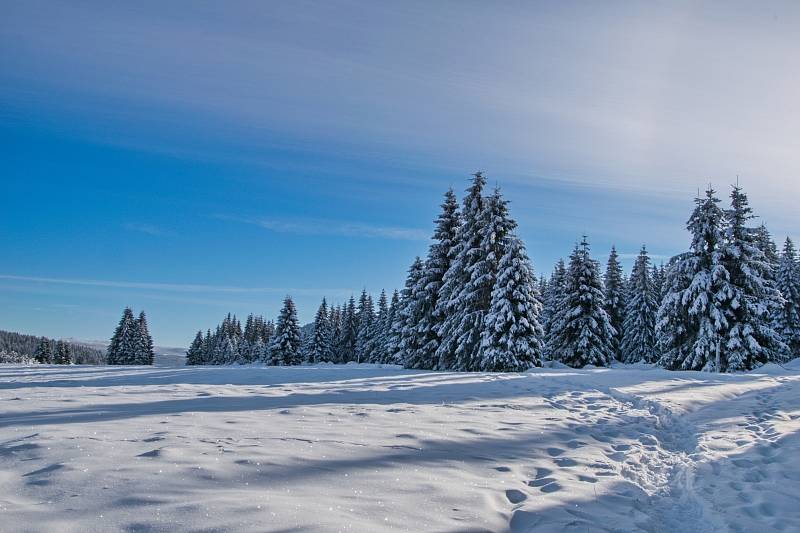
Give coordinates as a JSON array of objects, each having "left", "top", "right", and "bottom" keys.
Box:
[
  {"left": 123, "top": 222, "right": 174, "bottom": 236},
  {"left": 216, "top": 215, "right": 429, "bottom": 241},
  {"left": 0, "top": 274, "right": 350, "bottom": 297}
]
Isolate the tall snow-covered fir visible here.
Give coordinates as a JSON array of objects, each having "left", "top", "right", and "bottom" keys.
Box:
[
  {"left": 269, "top": 296, "right": 302, "bottom": 366},
  {"left": 604, "top": 246, "right": 626, "bottom": 360},
  {"left": 547, "top": 237, "right": 616, "bottom": 367},
  {"left": 621, "top": 246, "right": 658, "bottom": 363},
  {"left": 657, "top": 188, "right": 728, "bottom": 371},
  {"left": 107, "top": 307, "right": 154, "bottom": 365},
  {"left": 775, "top": 238, "right": 800, "bottom": 355},
  {"left": 719, "top": 185, "right": 785, "bottom": 369},
  {"left": 479, "top": 233, "right": 544, "bottom": 371},
  {"left": 434, "top": 173, "right": 488, "bottom": 371}
]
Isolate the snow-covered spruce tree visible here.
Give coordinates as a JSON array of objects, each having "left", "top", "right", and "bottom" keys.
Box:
[
  {"left": 270, "top": 296, "right": 302, "bottom": 366},
  {"left": 406, "top": 189, "right": 461, "bottom": 370},
  {"left": 355, "top": 290, "right": 374, "bottom": 363},
  {"left": 185, "top": 331, "right": 204, "bottom": 365},
  {"left": 310, "top": 298, "right": 332, "bottom": 364},
  {"left": 754, "top": 223, "right": 780, "bottom": 277},
  {"left": 107, "top": 307, "right": 139, "bottom": 365},
  {"left": 339, "top": 296, "right": 357, "bottom": 363},
  {"left": 434, "top": 172, "right": 489, "bottom": 371},
  {"left": 329, "top": 305, "right": 342, "bottom": 363},
  {"left": 542, "top": 259, "right": 567, "bottom": 361},
  {"left": 650, "top": 263, "right": 665, "bottom": 306},
  {"left": 383, "top": 290, "right": 401, "bottom": 363},
  {"left": 34, "top": 337, "right": 53, "bottom": 364},
  {"left": 463, "top": 188, "right": 520, "bottom": 371},
  {"left": 604, "top": 246, "right": 626, "bottom": 360},
  {"left": 656, "top": 188, "right": 729, "bottom": 371},
  {"left": 53, "top": 340, "right": 72, "bottom": 365},
  {"left": 136, "top": 311, "right": 155, "bottom": 365},
  {"left": 548, "top": 237, "right": 616, "bottom": 367},
  {"left": 719, "top": 185, "right": 785, "bottom": 370},
  {"left": 479, "top": 233, "right": 544, "bottom": 371},
  {"left": 621, "top": 246, "right": 658, "bottom": 363},
  {"left": 365, "top": 290, "right": 389, "bottom": 363},
  {"left": 396, "top": 257, "right": 427, "bottom": 368},
  {"left": 775, "top": 238, "right": 800, "bottom": 356}
]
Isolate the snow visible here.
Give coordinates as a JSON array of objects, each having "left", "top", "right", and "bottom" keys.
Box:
[{"left": 2, "top": 364, "right": 800, "bottom": 532}]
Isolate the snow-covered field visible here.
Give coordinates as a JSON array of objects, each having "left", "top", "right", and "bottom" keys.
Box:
[{"left": 2, "top": 363, "right": 800, "bottom": 532}]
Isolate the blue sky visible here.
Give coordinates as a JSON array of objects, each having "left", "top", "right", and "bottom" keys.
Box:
[{"left": 2, "top": 1, "right": 798, "bottom": 347}]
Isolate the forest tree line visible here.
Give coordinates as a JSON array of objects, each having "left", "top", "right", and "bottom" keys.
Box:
[
  {"left": 185, "top": 172, "right": 800, "bottom": 372},
  {"left": 0, "top": 329, "right": 106, "bottom": 365}
]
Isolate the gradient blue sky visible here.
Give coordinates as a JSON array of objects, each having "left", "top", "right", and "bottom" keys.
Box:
[{"left": 2, "top": 1, "right": 798, "bottom": 347}]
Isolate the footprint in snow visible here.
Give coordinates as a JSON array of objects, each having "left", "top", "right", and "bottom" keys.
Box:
[
  {"left": 553, "top": 457, "right": 578, "bottom": 467},
  {"left": 505, "top": 489, "right": 527, "bottom": 504}
]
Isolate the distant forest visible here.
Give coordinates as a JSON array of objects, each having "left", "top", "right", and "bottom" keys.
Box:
[{"left": 0, "top": 329, "right": 106, "bottom": 365}]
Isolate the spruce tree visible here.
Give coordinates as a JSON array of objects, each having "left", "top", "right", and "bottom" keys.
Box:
[
  {"left": 775, "top": 238, "right": 800, "bottom": 356},
  {"left": 137, "top": 311, "right": 155, "bottom": 365},
  {"left": 339, "top": 296, "right": 358, "bottom": 363},
  {"left": 270, "top": 296, "right": 302, "bottom": 365},
  {"left": 107, "top": 307, "right": 137, "bottom": 365},
  {"left": 657, "top": 188, "right": 729, "bottom": 371},
  {"left": 34, "top": 338, "right": 53, "bottom": 364},
  {"left": 479, "top": 234, "right": 544, "bottom": 371},
  {"left": 408, "top": 189, "right": 461, "bottom": 369},
  {"left": 186, "top": 331, "right": 204, "bottom": 365},
  {"left": 548, "top": 237, "right": 616, "bottom": 367},
  {"left": 384, "top": 290, "right": 401, "bottom": 363},
  {"left": 355, "top": 290, "right": 374, "bottom": 363},
  {"left": 434, "top": 173, "right": 489, "bottom": 371},
  {"left": 604, "top": 246, "right": 626, "bottom": 360},
  {"left": 396, "top": 257, "right": 427, "bottom": 368},
  {"left": 54, "top": 340, "right": 71, "bottom": 365},
  {"left": 719, "top": 185, "right": 785, "bottom": 369},
  {"left": 543, "top": 259, "right": 567, "bottom": 361},
  {"left": 621, "top": 246, "right": 658, "bottom": 363},
  {"left": 311, "top": 298, "right": 332, "bottom": 364}
]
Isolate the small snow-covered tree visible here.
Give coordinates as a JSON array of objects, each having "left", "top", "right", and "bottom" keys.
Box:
[
  {"left": 479, "top": 234, "right": 544, "bottom": 371},
  {"left": 548, "top": 237, "right": 615, "bottom": 367},
  {"left": 396, "top": 258, "right": 427, "bottom": 368},
  {"left": 604, "top": 246, "right": 626, "bottom": 360},
  {"left": 621, "top": 246, "right": 658, "bottom": 363},
  {"left": 107, "top": 307, "right": 138, "bottom": 365},
  {"left": 185, "top": 331, "right": 204, "bottom": 365},
  {"left": 543, "top": 259, "right": 567, "bottom": 360},
  {"left": 775, "top": 238, "right": 800, "bottom": 356},
  {"left": 310, "top": 298, "right": 332, "bottom": 364},
  {"left": 34, "top": 338, "right": 53, "bottom": 364},
  {"left": 339, "top": 296, "right": 358, "bottom": 363},
  {"left": 355, "top": 290, "right": 374, "bottom": 363},
  {"left": 136, "top": 311, "right": 155, "bottom": 365},
  {"left": 270, "top": 296, "right": 302, "bottom": 366},
  {"left": 53, "top": 340, "right": 72, "bottom": 365}
]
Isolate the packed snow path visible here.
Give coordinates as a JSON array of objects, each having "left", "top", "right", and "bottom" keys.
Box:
[{"left": 2, "top": 364, "right": 800, "bottom": 532}]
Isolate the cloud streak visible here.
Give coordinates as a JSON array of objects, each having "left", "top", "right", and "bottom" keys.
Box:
[
  {"left": 0, "top": 274, "right": 351, "bottom": 297},
  {"left": 216, "top": 215, "right": 429, "bottom": 241},
  {"left": 123, "top": 222, "right": 174, "bottom": 236}
]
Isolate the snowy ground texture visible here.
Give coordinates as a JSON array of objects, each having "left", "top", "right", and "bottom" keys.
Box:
[{"left": 3, "top": 363, "right": 800, "bottom": 532}]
